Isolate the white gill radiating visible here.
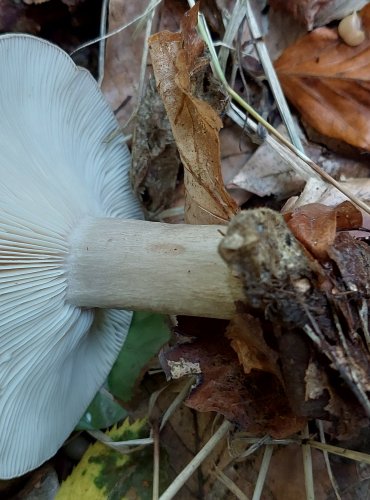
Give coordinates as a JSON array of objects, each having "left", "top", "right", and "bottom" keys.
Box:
[{"left": 0, "top": 34, "right": 142, "bottom": 478}]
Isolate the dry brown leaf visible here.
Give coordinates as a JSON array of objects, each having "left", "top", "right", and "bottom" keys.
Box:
[
  {"left": 270, "top": 0, "right": 368, "bottom": 29},
  {"left": 266, "top": 446, "right": 332, "bottom": 499},
  {"left": 226, "top": 313, "right": 282, "bottom": 382},
  {"left": 149, "top": 4, "right": 238, "bottom": 224},
  {"left": 160, "top": 317, "right": 306, "bottom": 438},
  {"left": 284, "top": 201, "right": 363, "bottom": 260},
  {"left": 230, "top": 121, "right": 370, "bottom": 201},
  {"left": 275, "top": 3, "right": 370, "bottom": 151}
]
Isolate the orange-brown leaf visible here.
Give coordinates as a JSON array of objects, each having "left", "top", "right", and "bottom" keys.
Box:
[
  {"left": 285, "top": 201, "right": 362, "bottom": 260},
  {"left": 226, "top": 313, "right": 282, "bottom": 382},
  {"left": 275, "top": 3, "right": 370, "bottom": 150},
  {"left": 149, "top": 5, "right": 237, "bottom": 224}
]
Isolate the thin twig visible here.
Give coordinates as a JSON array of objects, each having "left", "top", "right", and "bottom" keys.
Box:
[
  {"left": 88, "top": 429, "right": 153, "bottom": 453},
  {"left": 159, "top": 420, "right": 232, "bottom": 500},
  {"left": 236, "top": 435, "right": 270, "bottom": 461}
]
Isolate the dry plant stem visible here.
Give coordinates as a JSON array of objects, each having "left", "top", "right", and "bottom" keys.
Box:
[
  {"left": 152, "top": 421, "right": 160, "bottom": 500},
  {"left": 70, "top": 0, "right": 162, "bottom": 55},
  {"left": 218, "top": 0, "right": 248, "bottom": 73},
  {"left": 160, "top": 377, "right": 195, "bottom": 431},
  {"left": 237, "top": 435, "right": 270, "bottom": 460},
  {"left": 88, "top": 429, "right": 153, "bottom": 452},
  {"left": 245, "top": 0, "right": 303, "bottom": 151},
  {"left": 227, "top": 103, "right": 317, "bottom": 180},
  {"left": 301, "top": 425, "right": 315, "bottom": 500},
  {"left": 308, "top": 440, "right": 370, "bottom": 465},
  {"left": 67, "top": 218, "right": 243, "bottom": 318},
  {"left": 97, "top": 0, "right": 109, "bottom": 86},
  {"left": 137, "top": 5, "right": 156, "bottom": 103},
  {"left": 159, "top": 420, "right": 232, "bottom": 500},
  {"left": 317, "top": 420, "right": 341, "bottom": 500},
  {"left": 212, "top": 467, "right": 251, "bottom": 500},
  {"left": 251, "top": 445, "right": 273, "bottom": 500}
]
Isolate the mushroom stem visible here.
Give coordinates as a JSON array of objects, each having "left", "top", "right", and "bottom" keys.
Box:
[{"left": 66, "top": 218, "right": 243, "bottom": 319}]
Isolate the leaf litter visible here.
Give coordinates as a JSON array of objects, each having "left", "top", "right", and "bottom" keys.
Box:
[
  {"left": 275, "top": 3, "right": 370, "bottom": 151},
  {"left": 10, "top": 0, "right": 370, "bottom": 499}
]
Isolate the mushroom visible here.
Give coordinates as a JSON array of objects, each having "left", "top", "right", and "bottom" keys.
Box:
[
  {"left": 338, "top": 11, "right": 366, "bottom": 46},
  {"left": 0, "top": 34, "right": 242, "bottom": 478}
]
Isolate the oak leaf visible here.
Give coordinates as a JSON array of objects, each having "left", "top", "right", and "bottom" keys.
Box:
[{"left": 275, "top": 3, "right": 370, "bottom": 150}]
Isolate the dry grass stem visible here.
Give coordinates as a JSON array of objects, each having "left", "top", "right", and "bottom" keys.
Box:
[
  {"left": 301, "top": 425, "right": 315, "bottom": 500},
  {"left": 97, "top": 0, "right": 109, "bottom": 86},
  {"left": 212, "top": 466, "right": 251, "bottom": 500},
  {"left": 190, "top": 1, "right": 370, "bottom": 215},
  {"left": 159, "top": 420, "right": 233, "bottom": 500},
  {"left": 245, "top": 0, "right": 303, "bottom": 151},
  {"left": 308, "top": 440, "right": 370, "bottom": 465},
  {"left": 70, "top": 0, "right": 162, "bottom": 55},
  {"left": 159, "top": 377, "right": 195, "bottom": 431},
  {"left": 317, "top": 420, "right": 341, "bottom": 500},
  {"left": 251, "top": 445, "right": 273, "bottom": 500}
]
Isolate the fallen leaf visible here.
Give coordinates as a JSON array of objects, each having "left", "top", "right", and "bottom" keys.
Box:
[
  {"left": 77, "top": 389, "right": 128, "bottom": 431},
  {"left": 161, "top": 317, "right": 306, "bottom": 438},
  {"left": 275, "top": 3, "right": 370, "bottom": 151},
  {"left": 108, "top": 312, "right": 170, "bottom": 402},
  {"left": 149, "top": 4, "right": 238, "bottom": 224},
  {"left": 270, "top": 0, "right": 368, "bottom": 29},
  {"left": 266, "top": 445, "right": 332, "bottom": 499},
  {"left": 230, "top": 122, "right": 370, "bottom": 201},
  {"left": 226, "top": 313, "right": 282, "bottom": 382},
  {"left": 56, "top": 419, "right": 169, "bottom": 499},
  {"left": 284, "top": 201, "right": 362, "bottom": 260}
]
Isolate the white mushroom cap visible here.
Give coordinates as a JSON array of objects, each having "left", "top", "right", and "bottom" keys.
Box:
[{"left": 0, "top": 34, "right": 142, "bottom": 478}]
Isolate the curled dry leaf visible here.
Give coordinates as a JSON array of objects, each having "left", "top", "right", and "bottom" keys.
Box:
[
  {"left": 284, "top": 201, "right": 363, "bottom": 260},
  {"left": 275, "top": 3, "right": 370, "bottom": 151},
  {"left": 149, "top": 4, "right": 238, "bottom": 224}
]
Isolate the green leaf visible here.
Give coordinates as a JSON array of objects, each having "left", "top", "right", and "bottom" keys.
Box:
[
  {"left": 77, "top": 390, "right": 128, "bottom": 431},
  {"left": 108, "top": 312, "right": 170, "bottom": 401}
]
